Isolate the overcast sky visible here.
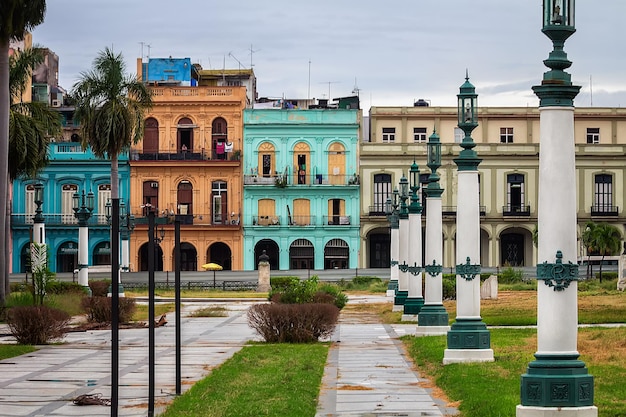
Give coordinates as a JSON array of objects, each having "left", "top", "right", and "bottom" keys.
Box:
[{"left": 32, "top": 0, "right": 626, "bottom": 110}]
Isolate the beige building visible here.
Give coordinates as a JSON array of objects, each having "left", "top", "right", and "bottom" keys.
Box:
[{"left": 360, "top": 106, "right": 626, "bottom": 269}]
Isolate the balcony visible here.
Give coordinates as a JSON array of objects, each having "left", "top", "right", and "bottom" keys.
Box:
[
  {"left": 243, "top": 174, "right": 359, "bottom": 186},
  {"left": 591, "top": 205, "right": 619, "bottom": 217},
  {"left": 441, "top": 206, "right": 487, "bottom": 216},
  {"left": 289, "top": 215, "right": 316, "bottom": 226},
  {"left": 252, "top": 215, "right": 281, "bottom": 226},
  {"left": 11, "top": 213, "right": 109, "bottom": 227},
  {"left": 133, "top": 213, "right": 241, "bottom": 227},
  {"left": 131, "top": 150, "right": 240, "bottom": 162},
  {"left": 502, "top": 204, "right": 531, "bottom": 216},
  {"left": 324, "top": 215, "right": 352, "bottom": 226},
  {"left": 368, "top": 205, "right": 387, "bottom": 216}
]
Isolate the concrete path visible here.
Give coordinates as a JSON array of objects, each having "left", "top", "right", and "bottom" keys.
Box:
[{"left": 0, "top": 296, "right": 457, "bottom": 416}]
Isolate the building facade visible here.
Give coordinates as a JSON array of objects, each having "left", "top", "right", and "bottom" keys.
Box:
[
  {"left": 361, "top": 106, "right": 626, "bottom": 269},
  {"left": 242, "top": 108, "right": 361, "bottom": 271},
  {"left": 129, "top": 58, "right": 249, "bottom": 272},
  {"left": 11, "top": 143, "right": 127, "bottom": 273}
]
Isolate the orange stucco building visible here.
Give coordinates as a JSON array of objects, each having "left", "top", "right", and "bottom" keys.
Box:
[{"left": 128, "top": 69, "right": 247, "bottom": 272}]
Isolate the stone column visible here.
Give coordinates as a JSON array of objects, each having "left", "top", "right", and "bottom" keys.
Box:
[
  {"left": 394, "top": 209, "right": 409, "bottom": 311},
  {"left": 443, "top": 75, "right": 493, "bottom": 364},
  {"left": 257, "top": 250, "right": 271, "bottom": 292},
  {"left": 517, "top": 2, "right": 596, "bottom": 414},
  {"left": 387, "top": 218, "right": 399, "bottom": 297},
  {"left": 417, "top": 130, "right": 449, "bottom": 335},
  {"left": 77, "top": 225, "right": 89, "bottom": 288}
]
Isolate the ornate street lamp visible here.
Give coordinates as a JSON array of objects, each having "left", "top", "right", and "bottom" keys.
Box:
[
  {"left": 385, "top": 188, "right": 400, "bottom": 296},
  {"left": 33, "top": 182, "right": 44, "bottom": 224},
  {"left": 73, "top": 189, "right": 94, "bottom": 290},
  {"left": 394, "top": 174, "right": 410, "bottom": 309},
  {"left": 443, "top": 75, "right": 492, "bottom": 364},
  {"left": 519, "top": 1, "right": 595, "bottom": 414}
]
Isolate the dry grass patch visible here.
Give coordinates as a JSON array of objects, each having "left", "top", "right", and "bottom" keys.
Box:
[{"left": 338, "top": 384, "right": 374, "bottom": 391}]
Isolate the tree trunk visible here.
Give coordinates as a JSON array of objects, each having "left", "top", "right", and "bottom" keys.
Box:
[
  {"left": 599, "top": 255, "right": 604, "bottom": 283},
  {"left": 111, "top": 156, "right": 119, "bottom": 199},
  {"left": 0, "top": 40, "right": 11, "bottom": 305}
]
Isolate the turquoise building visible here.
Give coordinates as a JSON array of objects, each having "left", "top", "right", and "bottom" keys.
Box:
[
  {"left": 11, "top": 142, "right": 129, "bottom": 273},
  {"left": 242, "top": 108, "right": 361, "bottom": 271}
]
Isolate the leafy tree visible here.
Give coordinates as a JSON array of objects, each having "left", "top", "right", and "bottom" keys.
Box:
[
  {"left": 582, "top": 221, "right": 597, "bottom": 279},
  {"left": 0, "top": 0, "right": 47, "bottom": 305},
  {"left": 72, "top": 47, "right": 152, "bottom": 200}
]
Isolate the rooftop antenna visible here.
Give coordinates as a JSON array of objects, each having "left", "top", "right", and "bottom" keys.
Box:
[
  {"left": 320, "top": 81, "right": 340, "bottom": 101},
  {"left": 589, "top": 74, "right": 593, "bottom": 107},
  {"left": 352, "top": 77, "right": 360, "bottom": 98},
  {"left": 308, "top": 60, "right": 311, "bottom": 101},
  {"left": 228, "top": 52, "right": 246, "bottom": 71},
  {"left": 249, "top": 44, "right": 259, "bottom": 68}
]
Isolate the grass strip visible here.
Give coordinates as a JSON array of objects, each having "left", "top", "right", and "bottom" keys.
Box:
[
  {"left": 0, "top": 344, "right": 36, "bottom": 360},
  {"left": 405, "top": 327, "right": 626, "bottom": 417},
  {"left": 160, "top": 343, "right": 329, "bottom": 417}
]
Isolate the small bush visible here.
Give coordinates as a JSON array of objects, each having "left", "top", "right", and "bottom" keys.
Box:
[
  {"left": 81, "top": 296, "right": 137, "bottom": 323},
  {"left": 46, "top": 281, "right": 86, "bottom": 295},
  {"left": 7, "top": 306, "right": 70, "bottom": 345},
  {"left": 269, "top": 276, "right": 300, "bottom": 291},
  {"left": 499, "top": 266, "right": 524, "bottom": 284},
  {"left": 10, "top": 282, "right": 29, "bottom": 293},
  {"left": 89, "top": 280, "right": 111, "bottom": 297},
  {"left": 316, "top": 284, "right": 348, "bottom": 309},
  {"left": 247, "top": 303, "right": 339, "bottom": 343},
  {"left": 270, "top": 277, "right": 348, "bottom": 309},
  {"left": 442, "top": 275, "right": 456, "bottom": 300}
]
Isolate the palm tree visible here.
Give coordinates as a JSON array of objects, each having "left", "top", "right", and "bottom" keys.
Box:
[
  {"left": 9, "top": 47, "right": 61, "bottom": 180},
  {"left": 72, "top": 47, "right": 152, "bottom": 201},
  {"left": 581, "top": 221, "right": 597, "bottom": 279},
  {"left": 0, "top": 0, "right": 47, "bottom": 304},
  {"left": 590, "top": 222, "right": 622, "bottom": 282}
]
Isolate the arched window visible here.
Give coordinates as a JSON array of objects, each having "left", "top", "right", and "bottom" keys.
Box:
[
  {"left": 293, "top": 142, "right": 310, "bottom": 184},
  {"left": 177, "top": 181, "right": 193, "bottom": 223},
  {"left": 327, "top": 142, "right": 345, "bottom": 185},
  {"left": 177, "top": 117, "right": 194, "bottom": 153},
  {"left": 212, "top": 117, "right": 227, "bottom": 160},
  {"left": 143, "top": 117, "right": 159, "bottom": 155},
  {"left": 258, "top": 142, "right": 275, "bottom": 178}
]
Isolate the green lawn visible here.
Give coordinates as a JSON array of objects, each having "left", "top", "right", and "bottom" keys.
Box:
[
  {"left": 405, "top": 327, "right": 626, "bottom": 417},
  {"left": 0, "top": 344, "right": 36, "bottom": 360},
  {"left": 160, "top": 343, "right": 328, "bottom": 417}
]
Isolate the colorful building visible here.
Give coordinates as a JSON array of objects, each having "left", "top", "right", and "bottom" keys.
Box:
[
  {"left": 129, "top": 58, "right": 250, "bottom": 272},
  {"left": 242, "top": 107, "right": 361, "bottom": 270}
]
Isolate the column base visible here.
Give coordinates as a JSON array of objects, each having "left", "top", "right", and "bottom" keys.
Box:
[
  {"left": 393, "top": 290, "right": 408, "bottom": 311},
  {"left": 83, "top": 285, "right": 92, "bottom": 297},
  {"left": 403, "top": 296, "right": 424, "bottom": 315},
  {"left": 387, "top": 280, "right": 398, "bottom": 297},
  {"left": 414, "top": 326, "right": 450, "bottom": 336},
  {"left": 446, "top": 317, "right": 491, "bottom": 349},
  {"left": 107, "top": 284, "right": 125, "bottom": 298},
  {"left": 520, "top": 355, "right": 595, "bottom": 408},
  {"left": 443, "top": 348, "right": 494, "bottom": 364},
  {"left": 401, "top": 313, "right": 418, "bottom": 322},
  {"left": 516, "top": 405, "right": 597, "bottom": 417},
  {"left": 418, "top": 304, "right": 449, "bottom": 327}
]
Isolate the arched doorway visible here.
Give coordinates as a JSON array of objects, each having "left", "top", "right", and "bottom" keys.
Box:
[
  {"left": 500, "top": 228, "right": 531, "bottom": 267},
  {"left": 207, "top": 242, "right": 232, "bottom": 270},
  {"left": 254, "top": 239, "right": 279, "bottom": 270},
  {"left": 57, "top": 241, "right": 78, "bottom": 273},
  {"left": 20, "top": 243, "right": 30, "bottom": 273},
  {"left": 177, "top": 117, "right": 194, "bottom": 153},
  {"left": 138, "top": 242, "right": 164, "bottom": 271},
  {"left": 212, "top": 117, "right": 228, "bottom": 160},
  {"left": 179, "top": 242, "right": 198, "bottom": 271},
  {"left": 367, "top": 228, "right": 390, "bottom": 268},
  {"left": 289, "top": 239, "right": 314, "bottom": 269},
  {"left": 177, "top": 181, "right": 193, "bottom": 224},
  {"left": 93, "top": 241, "right": 111, "bottom": 265},
  {"left": 143, "top": 117, "right": 159, "bottom": 155},
  {"left": 324, "top": 239, "right": 349, "bottom": 269}
]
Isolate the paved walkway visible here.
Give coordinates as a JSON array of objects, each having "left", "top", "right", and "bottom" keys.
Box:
[{"left": 0, "top": 296, "right": 456, "bottom": 416}]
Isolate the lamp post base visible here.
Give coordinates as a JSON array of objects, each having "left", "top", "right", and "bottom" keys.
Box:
[
  {"left": 418, "top": 304, "right": 449, "bottom": 327},
  {"left": 393, "top": 290, "right": 408, "bottom": 311},
  {"left": 403, "top": 296, "right": 424, "bottom": 316},
  {"left": 387, "top": 279, "right": 398, "bottom": 297},
  {"left": 516, "top": 406, "right": 597, "bottom": 417}
]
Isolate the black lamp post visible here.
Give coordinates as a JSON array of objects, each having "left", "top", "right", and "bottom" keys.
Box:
[
  {"left": 72, "top": 189, "right": 94, "bottom": 289},
  {"left": 33, "top": 182, "right": 44, "bottom": 224}
]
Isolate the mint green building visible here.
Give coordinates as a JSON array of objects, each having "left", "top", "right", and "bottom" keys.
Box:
[{"left": 242, "top": 108, "right": 361, "bottom": 271}]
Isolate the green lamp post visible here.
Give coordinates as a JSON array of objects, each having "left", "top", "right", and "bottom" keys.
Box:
[
  {"left": 417, "top": 129, "right": 449, "bottom": 330},
  {"left": 385, "top": 190, "right": 400, "bottom": 295},
  {"left": 518, "top": 1, "right": 596, "bottom": 414},
  {"left": 443, "top": 75, "right": 492, "bottom": 364},
  {"left": 394, "top": 174, "right": 410, "bottom": 308},
  {"left": 73, "top": 189, "right": 94, "bottom": 290},
  {"left": 401, "top": 160, "right": 424, "bottom": 317}
]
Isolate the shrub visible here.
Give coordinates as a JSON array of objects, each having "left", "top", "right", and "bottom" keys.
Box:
[
  {"left": 7, "top": 306, "right": 70, "bottom": 345},
  {"left": 269, "top": 276, "right": 300, "bottom": 291},
  {"left": 270, "top": 276, "right": 348, "bottom": 309},
  {"left": 247, "top": 303, "right": 339, "bottom": 343},
  {"left": 498, "top": 266, "right": 524, "bottom": 284},
  {"left": 89, "top": 280, "right": 111, "bottom": 297},
  {"left": 46, "top": 281, "right": 86, "bottom": 295},
  {"left": 316, "top": 283, "right": 348, "bottom": 309},
  {"left": 81, "top": 296, "right": 137, "bottom": 323},
  {"left": 442, "top": 275, "right": 456, "bottom": 300}
]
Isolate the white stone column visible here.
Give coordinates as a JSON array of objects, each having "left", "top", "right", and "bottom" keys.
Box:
[
  {"left": 121, "top": 239, "right": 130, "bottom": 272},
  {"left": 393, "top": 215, "right": 409, "bottom": 311},
  {"left": 78, "top": 225, "right": 89, "bottom": 288},
  {"left": 416, "top": 195, "right": 449, "bottom": 335},
  {"left": 402, "top": 210, "right": 423, "bottom": 320},
  {"left": 387, "top": 225, "right": 399, "bottom": 297},
  {"left": 33, "top": 222, "right": 46, "bottom": 245}
]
